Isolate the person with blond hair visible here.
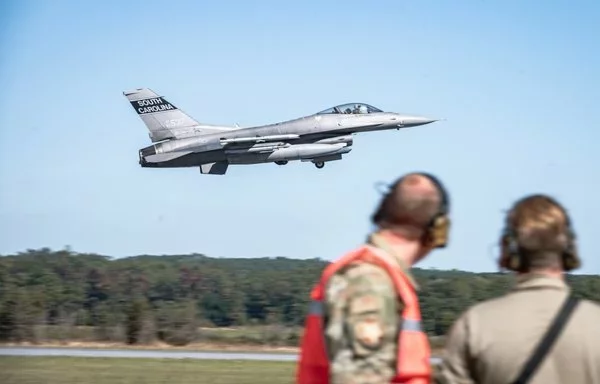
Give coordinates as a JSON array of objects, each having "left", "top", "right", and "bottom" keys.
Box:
[{"left": 436, "top": 194, "right": 600, "bottom": 384}]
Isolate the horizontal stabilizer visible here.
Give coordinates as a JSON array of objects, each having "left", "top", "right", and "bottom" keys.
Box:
[
  {"left": 143, "top": 151, "right": 192, "bottom": 163},
  {"left": 200, "top": 161, "right": 229, "bottom": 175}
]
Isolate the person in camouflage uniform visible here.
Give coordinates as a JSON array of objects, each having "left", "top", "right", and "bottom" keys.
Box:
[{"left": 321, "top": 172, "right": 451, "bottom": 384}]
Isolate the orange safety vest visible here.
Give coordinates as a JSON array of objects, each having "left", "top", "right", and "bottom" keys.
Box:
[{"left": 296, "top": 244, "right": 431, "bottom": 384}]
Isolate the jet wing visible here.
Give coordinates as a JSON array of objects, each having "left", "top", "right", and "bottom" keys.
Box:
[{"left": 219, "top": 134, "right": 299, "bottom": 145}]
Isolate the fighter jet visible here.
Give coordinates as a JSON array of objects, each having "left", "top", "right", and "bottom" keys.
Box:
[{"left": 124, "top": 88, "right": 439, "bottom": 175}]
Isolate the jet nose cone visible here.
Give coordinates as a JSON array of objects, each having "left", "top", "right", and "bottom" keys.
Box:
[
  {"left": 392, "top": 114, "right": 442, "bottom": 129},
  {"left": 403, "top": 115, "right": 439, "bottom": 126}
]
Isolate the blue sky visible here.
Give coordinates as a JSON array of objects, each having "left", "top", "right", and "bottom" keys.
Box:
[{"left": 1, "top": 0, "right": 599, "bottom": 274}]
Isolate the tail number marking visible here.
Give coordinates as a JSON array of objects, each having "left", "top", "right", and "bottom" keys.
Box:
[{"left": 164, "top": 118, "right": 185, "bottom": 128}]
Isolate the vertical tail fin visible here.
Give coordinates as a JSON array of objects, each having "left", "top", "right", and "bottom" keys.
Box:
[{"left": 123, "top": 88, "right": 234, "bottom": 142}]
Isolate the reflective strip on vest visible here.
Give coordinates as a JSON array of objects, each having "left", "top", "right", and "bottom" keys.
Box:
[
  {"left": 309, "top": 300, "right": 323, "bottom": 316},
  {"left": 313, "top": 299, "right": 421, "bottom": 333},
  {"left": 400, "top": 318, "right": 421, "bottom": 332}
]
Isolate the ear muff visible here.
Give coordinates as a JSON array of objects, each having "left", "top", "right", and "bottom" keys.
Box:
[
  {"left": 414, "top": 172, "right": 451, "bottom": 249},
  {"left": 561, "top": 214, "right": 580, "bottom": 271},
  {"left": 427, "top": 214, "right": 451, "bottom": 248},
  {"left": 499, "top": 207, "right": 580, "bottom": 272},
  {"left": 499, "top": 226, "right": 521, "bottom": 271}
]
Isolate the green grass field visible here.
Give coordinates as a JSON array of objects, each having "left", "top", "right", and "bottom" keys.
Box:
[{"left": 0, "top": 357, "right": 295, "bottom": 384}]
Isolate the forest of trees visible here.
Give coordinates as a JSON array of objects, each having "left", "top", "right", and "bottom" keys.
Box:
[{"left": 1, "top": 248, "right": 599, "bottom": 347}]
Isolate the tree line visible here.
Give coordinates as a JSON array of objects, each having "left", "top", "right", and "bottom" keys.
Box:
[{"left": 1, "top": 248, "right": 599, "bottom": 346}]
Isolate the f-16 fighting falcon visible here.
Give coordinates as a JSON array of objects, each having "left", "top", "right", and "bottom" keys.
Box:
[{"left": 124, "top": 88, "right": 440, "bottom": 175}]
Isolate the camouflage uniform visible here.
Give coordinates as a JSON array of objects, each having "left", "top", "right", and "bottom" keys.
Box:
[{"left": 323, "top": 232, "right": 419, "bottom": 384}]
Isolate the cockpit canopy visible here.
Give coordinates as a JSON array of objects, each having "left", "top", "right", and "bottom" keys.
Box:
[{"left": 317, "top": 103, "right": 383, "bottom": 115}]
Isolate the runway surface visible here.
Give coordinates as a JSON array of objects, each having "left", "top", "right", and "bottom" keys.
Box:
[{"left": 0, "top": 347, "right": 442, "bottom": 364}]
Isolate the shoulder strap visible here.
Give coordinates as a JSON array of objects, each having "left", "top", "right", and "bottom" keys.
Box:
[{"left": 511, "top": 294, "right": 580, "bottom": 384}]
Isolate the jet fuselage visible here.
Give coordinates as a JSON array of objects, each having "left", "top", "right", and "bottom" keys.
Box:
[{"left": 139, "top": 112, "right": 435, "bottom": 167}]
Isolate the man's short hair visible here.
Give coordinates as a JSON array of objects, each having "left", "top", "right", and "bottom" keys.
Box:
[
  {"left": 371, "top": 173, "right": 443, "bottom": 231},
  {"left": 504, "top": 194, "right": 573, "bottom": 269}
]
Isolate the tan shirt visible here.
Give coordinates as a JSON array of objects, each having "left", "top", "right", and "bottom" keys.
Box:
[{"left": 436, "top": 274, "right": 600, "bottom": 384}]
